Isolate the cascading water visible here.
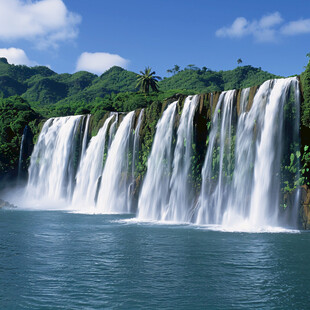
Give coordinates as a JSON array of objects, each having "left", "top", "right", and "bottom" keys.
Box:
[
  {"left": 71, "top": 114, "right": 116, "bottom": 211},
  {"left": 22, "top": 78, "right": 301, "bottom": 229},
  {"left": 127, "top": 109, "right": 144, "bottom": 212},
  {"left": 164, "top": 95, "right": 199, "bottom": 222},
  {"left": 221, "top": 87, "right": 254, "bottom": 224},
  {"left": 81, "top": 114, "right": 91, "bottom": 159},
  {"left": 18, "top": 129, "right": 26, "bottom": 179},
  {"left": 137, "top": 96, "right": 199, "bottom": 221},
  {"left": 248, "top": 78, "right": 300, "bottom": 228},
  {"left": 195, "top": 90, "right": 236, "bottom": 224},
  {"left": 96, "top": 111, "right": 135, "bottom": 213},
  {"left": 18, "top": 125, "right": 34, "bottom": 182},
  {"left": 132, "top": 109, "right": 144, "bottom": 177},
  {"left": 138, "top": 101, "right": 178, "bottom": 220},
  {"left": 196, "top": 77, "right": 301, "bottom": 229},
  {"left": 26, "top": 115, "right": 84, "bottom": 203},
  {"left": 108, "top": 114, "right": 119, "bottom": 148}
]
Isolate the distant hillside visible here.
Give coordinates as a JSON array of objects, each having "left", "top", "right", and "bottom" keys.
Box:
[
  {"left": 56, "top": 66, "right": 138, "bottom": 105},
  {"left": 160, "top": 66, "right": 279, "bottom": 93},
  {"left": 0, "top": 58, "right": 138, "bottom": 105},
  {"left": 0, "top": 57, "right": 278, "bottom": 107}
]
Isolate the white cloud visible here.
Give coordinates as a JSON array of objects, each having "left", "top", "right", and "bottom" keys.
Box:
[
  {"left": 216, "top": 12, "right": 310, "bottom": 43},
  {"left": 259, "top": 12, "right": 283, "bottom": 28},
  {"left": 216, "top": 12, "right": 283, "bottom": 42},
  {"left": 0, "top": 47, "right": 37, "bottom": 66},
  {"left": 216, "top": 17, "right": 249, "bottom": 38},
  {"left": 76, "top": 52, "right": 129, "bottom": 75},
  {"left": 0, "top": 0, "right": 81, "bottom": 49},
  {"left": 281, "top": 19, "right": 310, "bottom": 35}
]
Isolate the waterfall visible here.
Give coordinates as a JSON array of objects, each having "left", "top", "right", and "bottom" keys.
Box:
[
  {"left": 71, "top": 114, "right": 116, "bottom": 211},
  {"left": 18, "top": 125, "right": 34, "bottom": 182},
  {"left": 132, "top": 109, "right": 144, "bottom": 177},
  {"left": 221, "top": 87, "right": 254, "bottom": 223},
  {"left": 26, "top": 115, "right": 83, "bottom": 202},
  {"left": 96, "top": 111, "right": 135, "bottom": 213},
  {"left": 127, "top": 109, "right": 144, "bottom": 212},
  {"left": 23, "top": 78, "right": 301, "bottom": 228},
  {"left": 138, "top": 101, "right": 178, "bottom": 220},
  {"left": 137, "top": 96, "right": 199, "bottom": 221},
  {"left": 248, "top": 78, "right": 299, "bottom": 227},
  {"left": 17, "top": 127, "right": 26, "bottom": 180},
  {"left": 165, "top": 95, "right": 199, "bottom": 222},
  {"left": 195, "top": 90, "right": 236, "bottom": 224},
  {"left": 108, "top": 114, "right": 118, "bottom": 148},
  {"left": 81, "top": 114, "right": 91, "bottom": 159},
  {"left": 196, "top": 77, "right": 300, "bottom": 229}
]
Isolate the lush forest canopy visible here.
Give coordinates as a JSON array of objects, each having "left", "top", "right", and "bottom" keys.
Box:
[
  {"left": 301, "top": 55, "right": 310, "bottom": 127},
  {"left": 0, "top": 96, "right": 41, "bottom": 178},
  {"left": 0, "top": 57, "right": 278, "bottom": 116}
]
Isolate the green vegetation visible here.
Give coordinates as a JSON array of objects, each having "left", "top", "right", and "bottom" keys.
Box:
[
  {"left": 0, "top": 96, "right": 41, "bottom": 178},
  {"left": 282, "top": 146, "right": 310, "bottom": 195},
  {"left": 300, "top": 55, "right": 310, "bottom": 127},
  {"left": 0, "top": 60, "right": 139, "bottom": 106},
  {"left": 0, "top": 58, "right": 278, "bottom": 110},
  {"left": 160, "top": 65, "right": 278, "bottom": 94},
  {"left": 167, "top": 65, "right": 180, "bottom": 75}
]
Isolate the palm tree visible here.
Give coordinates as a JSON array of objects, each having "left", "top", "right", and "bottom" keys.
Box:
[
  {"left": 237, "top": 58, "right": 243, "bottom": 65},
  {"left": 136, "top": 67, "right": 161, "bottom": 94}
]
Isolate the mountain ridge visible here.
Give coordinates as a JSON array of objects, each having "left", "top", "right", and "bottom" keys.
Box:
[{"left": 0, "top": 58, "right": 278, "bottom": 106}]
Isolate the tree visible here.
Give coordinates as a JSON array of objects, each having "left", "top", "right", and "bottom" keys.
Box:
[
  {"left": 301, "top": 54, "right": 310, "bottom": 127},
  {"left": 136, "top": 67, "right": 161, "bottom": 94},
  {"left": 167, "top": 65, "right": 180, "bottom": 75},
  {"left": 167, "top": 69, "right": 173, "bottom": 75},
  {"left": 307, "top": 53, "right": 310, "bottom": 58},
  {"left": 173, "top": 65, "right": 180, "bottom": 74},
  {"left": 186, "top": 64, "right": 195, "bottom": 70},
  {"left": 237, "top": 58, "right": 243, "bottom": 65}
]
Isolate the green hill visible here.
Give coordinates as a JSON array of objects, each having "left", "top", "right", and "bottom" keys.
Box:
[
  {"left": 56, "top": 66, "right": 138, "bottom": 105},
  {"left": 0, "top": 58, "right": 279, "bottom": 109},
  {"left": 160, "top": 66, "right": 278, "bottom": 93}
]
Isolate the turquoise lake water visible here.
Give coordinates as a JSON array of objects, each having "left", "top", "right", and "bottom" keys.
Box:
[{"left": 0, "top": 210, "right": 309, "bottom": 309}]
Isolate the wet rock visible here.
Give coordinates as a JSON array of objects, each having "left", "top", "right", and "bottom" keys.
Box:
[
  {"left": 0, "top": 199, "right": 17, "bottom": 209},
  {"left": 300, "top": 185, "right": 310, "bottom": 229}
]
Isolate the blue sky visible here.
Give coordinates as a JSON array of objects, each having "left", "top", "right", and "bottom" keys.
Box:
[{"left": 0, "top": 0, "right": 310, "bottom": 77}]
